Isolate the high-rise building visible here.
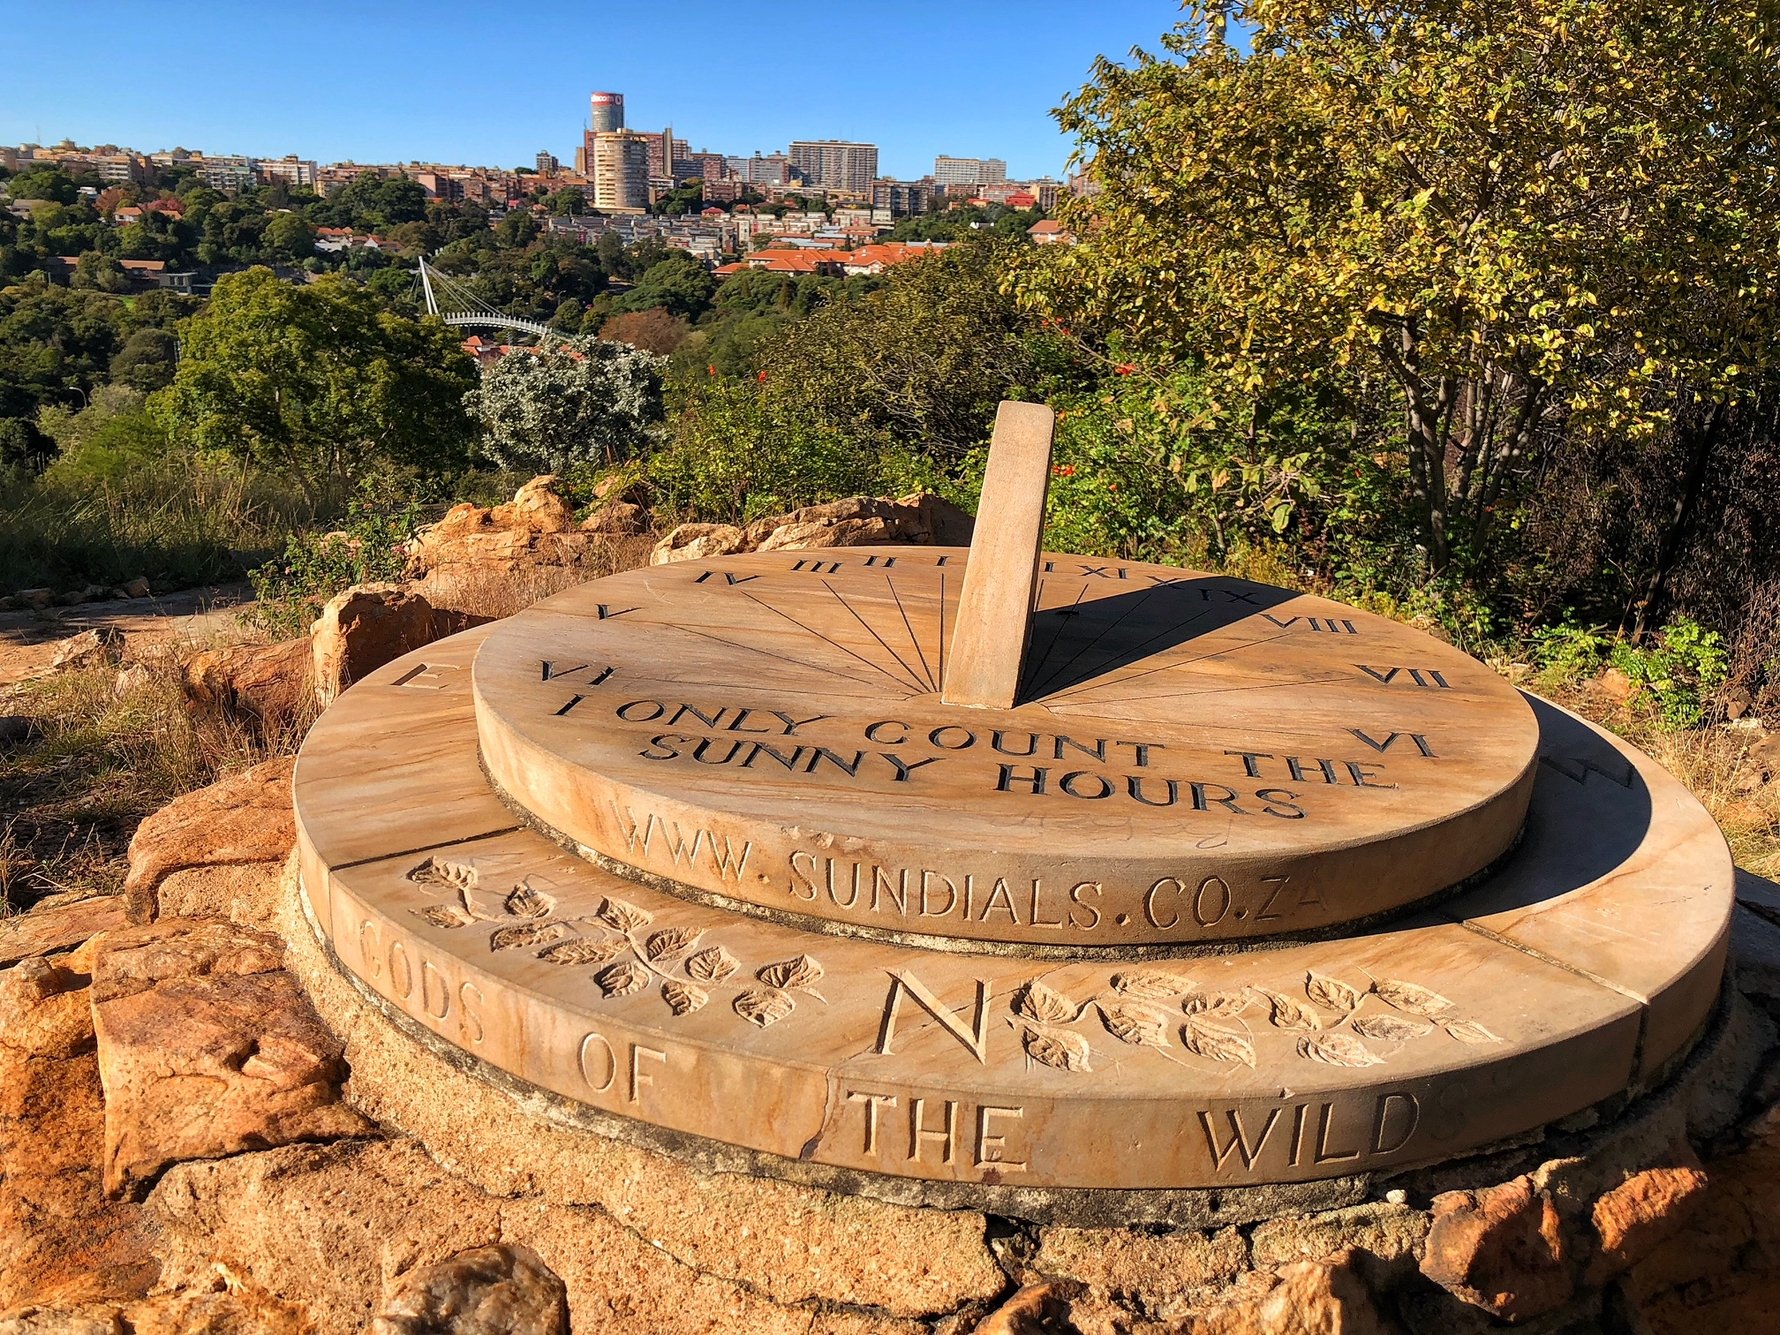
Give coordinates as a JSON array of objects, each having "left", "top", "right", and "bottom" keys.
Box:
[
  {"left": 788, "top": 140, "right": 878, "bottom": 192},
  {"left": 535, "top": 150, "right": 559, "bottom": 175},
  {"left": 646, "top": 128, "right": 690, "bottom": 181},
  {"left": 871, "top": 179, "right": 932, "bottom": 218},
  {"left": 592, "top": 130, "right": 651, "bottom": 212},
  {"left": 734, "top": 152, "right": 798, "bottom": 186},
  {"left": 590, "top": 91, "right": 625, "bottom": 134},
  {"left": 933, "top": 156, "right": 1008, "bottom": 188}
]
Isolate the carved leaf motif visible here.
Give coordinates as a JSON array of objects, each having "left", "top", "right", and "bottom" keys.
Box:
[
  {"left": 415, "top": 903, "right": 475, "bottom": 929},
  {"left": 1305, "top": 971, "right": 1362, "bottom": 1013},
  {"left": 1180, "top": 1016, "right": 1256, "bottom": 1067},
  {"left": 505, "top": 882, "right": 554, "bottom": 919},
  {"left": 1441, "top": 1018, "right": 1501, "bottom": 1044},
  {"left": 644, "top": 927, "right": 703, "bottom": 964},
  {"left": 1297, "top": 1033, "right": 1385, "bottom": 1067},
  {"left": 1013, "top": 980, "right": 1080, "bottom": 1026},
  {"left": 1022, "top": 1026, "right": 1091, "bottom": 1072},
  {"left": 594, "top": 960, "right": 649, "bottom": 997},
  {"left": 684, "top": 945, "right": 740, "bottom": 983},
  {"left": 662, "top": 981, "right": 708, "bottom": 1016},
  {"left": 1373, "top": 978, "right": 1457, "bottom": 1020},
  {"left": 1111, "top": 970, "right": 1188, "bottom": 1000},
  {"left": 734, "top": 988, "right": 796, "bottom": 1027},
  {"left": 408, "top": 857, "right": 477, "bottom": 891},
  {"left": 757, "top": 954, "right": 824, "bottom": 992},
  {"left": 1182, "top": 990, "right": 1248, "bottom": 1018},
  {"left": 1350, "top": 1014, "right": 1434, "bottom": 1042},
  {"left": 1098, "top": 1002, "right": 1169, "bottom": 1048},
  {"left": 537, "top": 938, "right": 625, "bottom": 966},
  {"left": 1252, "top": 987, "right": 1322, "bottom": 1031},
  {"left": 490, "top": 921, "right": 568, "bottom": 952},
  {"left": 597, "top": 897, "right": 653, "bottom": 933}
]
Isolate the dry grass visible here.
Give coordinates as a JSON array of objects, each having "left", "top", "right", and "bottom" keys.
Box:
[{"left": 0, "top": 647, "right": 283, "bottom": 913}]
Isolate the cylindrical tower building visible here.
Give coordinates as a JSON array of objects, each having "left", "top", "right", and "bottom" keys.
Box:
[{"left": 590, "top": 92, "right": 625, "bottom": 135}]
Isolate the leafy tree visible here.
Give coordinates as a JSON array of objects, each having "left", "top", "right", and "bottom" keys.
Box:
[
  {"left": 71, "top": 251, "right": 128, "bottom": 293},
  {"left": 0, "top": 279, "right": 130, "bottom": 419},
  {"left": 547, "top": 187, "right": 587, "bottom": 217},
  {"left": 599, "top": 308, "right": 691, "bottom": 355},
  {"left": 8, "top": 168, "right": 78, "bottom": 205},
  {"left": 765, "top": 244, "right": 1053, "bottom": 457},
  {"left": 110, "top": 327, "right": 180, "bottom": 392},
  {"left": 0, "top": 417, "right": 52, "bottom": 473},
  {"left": 614, "top": 252, "right": 716, "bottom": 321},
  {"left": 264, "top": 212, "right": 316, "bottom": 262},
  {"left": 1033, "top": 0, "right": 1780, "bottom": 588},
  {"left": 158, "top": 268, "right": 477, "bottom": 504},
  {"left": 465, "top": 339, "right": 666, "bottom": 473}
]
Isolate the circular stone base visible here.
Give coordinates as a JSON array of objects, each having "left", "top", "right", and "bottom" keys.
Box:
[
  {"left": 471, "top": 550, "right": 1543, "bottom": 949},
  {"left": 292, "top": 629, "right": 1731, "bottom": 1203}
]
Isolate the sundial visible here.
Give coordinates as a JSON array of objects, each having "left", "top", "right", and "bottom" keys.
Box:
[{"left": 293, "top": 403, "right": 1732, "bottom": 1206}]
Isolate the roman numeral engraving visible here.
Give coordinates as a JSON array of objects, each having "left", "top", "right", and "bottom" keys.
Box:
[
  {"left": 694, "top": 571, "right": 759, "bottom": 585},
  {"left": 1356, "top": 665, "right": 1450, "bottom": 689},
  {"left": 790, "top": 559, "right": 843, "bottom": 574},
  {"left": 1263, "top": 614, "right": 1358, "bottom": 634},
  {"left": 540, "top": 662, "right": 615, "bottom": 685},
  {"left": 1540, "top": 755, "right": 1636, "bottom": 788},
  {"left": 594, "top": 603, "right": 638, "bottom": 619},
  {"left": 1350, "top": 729, "right": 1437, "bottom": 757}
]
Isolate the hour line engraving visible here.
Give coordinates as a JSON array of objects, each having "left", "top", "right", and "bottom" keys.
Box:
[{"left": 1356, "top": 665, "right": 1451, "bottom": 689}]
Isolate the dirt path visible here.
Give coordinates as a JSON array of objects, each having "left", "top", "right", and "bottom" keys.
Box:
[{"left": 0, "top": 583, "right": 255, "bottom": 687}]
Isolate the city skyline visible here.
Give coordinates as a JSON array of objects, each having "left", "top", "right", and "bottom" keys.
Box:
[{"left": 0, "top": 1, "right": 1179, "bottom": 180}]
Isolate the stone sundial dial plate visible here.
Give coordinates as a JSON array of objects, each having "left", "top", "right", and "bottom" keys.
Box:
[
  {"left": 293, "top": 628, "right": 1732, "bottom": 1199},
  {"left": 472, "top": 549, "right": 1542, "bottom": 950}
]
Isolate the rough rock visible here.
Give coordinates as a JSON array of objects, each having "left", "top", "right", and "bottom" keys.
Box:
[
  {"left": 1182, "top": 1253, "right": 1393, "bottom": 1335},
  {"left": 1249, "top": 1202, "right": 1429, "bottom": 1270},
  {"left": 0, "top": 958, "right": 158, "bottom": 1307},
  {"left": 1625, "top": 1101, "right": 1780, "bottom": 1332},
  {"left": 309, "top": 582, "right": 480, "bottom": 707},
  {"left": 0, "top": 896, "right": 125, "bottom": 969},
  {"left": 1594, "top": 667, "right": 1637, "bottom": 704},
  {"left": 16, "top": 588, "right": 53, "bottom": 610},
  {"left": 1420, "top": 1176, "right": 1573, "bottom": 1321},
  {"left": 0, "top": 1289, "right": 309, "bottom": 1335},
  {"left": 650, "top": 522, "right": 748, "bottom": 564},
  {"left": 1030, "top": 1225, "right": 1247, "bottom": 1297},
  {"left": 49, "top": 626, "right": 125, "bottom": 672},
  {"left": 651, "top": 493, "right": 974, "bottom": 566},
  {"left": 580, "top": 500, "right": 649, "bottom": 535},
  {"left": 121, "top": 577, "right": 151, "bottom": 599},
  {"left": 181, "top": 637, "right": 312, "bottom": 732},
  {"left": 971, "top": 1281, "right": 1082, "bottom": 1335},
  {"left": 123, "top": 757, "right": 295, "bottom": 925},
  {"left": 403, "top": 476, "right": 652, "bottom": 612},
  {"left": 1587, "top": 1147, "right": 1709, "bottom": 1282},
  {"left": 370, "top": 1243, "right": 567, "bottom": 1335},
  {"left": 494, "top": 475, "right": 575, "bottom": 533},
  {"left": 90, "top": 918, "right": 373, "bottom": 1196},
  {"left": 148, "top": 1139, "right": 503, "bottom": 1333}
]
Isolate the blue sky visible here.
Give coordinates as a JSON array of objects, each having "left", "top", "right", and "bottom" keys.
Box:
[{"left": 0, "top": 1, "right": 1181, "bottom": 180}]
